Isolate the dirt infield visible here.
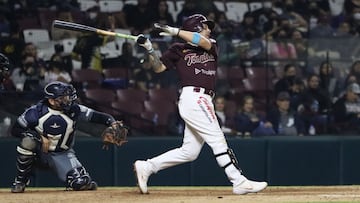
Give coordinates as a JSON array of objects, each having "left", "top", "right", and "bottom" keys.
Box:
[{"left": 1, "top": 186, "right": 360, "bottom": 203}]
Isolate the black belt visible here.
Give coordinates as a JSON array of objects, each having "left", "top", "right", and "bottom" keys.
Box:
[{"left": 193, "top": 87, "right": 215, "bottom": 98}]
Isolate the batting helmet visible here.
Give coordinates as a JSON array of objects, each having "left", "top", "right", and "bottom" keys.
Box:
[
  {"left": 0, "top": 53, "right": 10, "bottom": 82},
  {"left": 181, "top": 14, "right": 215, "bottom": 32}
]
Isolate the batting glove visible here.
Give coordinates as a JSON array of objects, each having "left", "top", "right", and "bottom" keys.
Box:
[
  {"left": 136, "top": 34, "right": 154, "bottom": 53},
  {"left": 154, "top": 23, "right": 180, "bottom": 36}
]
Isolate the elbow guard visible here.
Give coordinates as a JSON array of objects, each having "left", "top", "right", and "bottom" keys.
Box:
[
  {"left": 191, "top": 32, "right": 201, "bottom": 45},
  {"left": 90, "top": 111, "right": 116, "bottom": 126}
]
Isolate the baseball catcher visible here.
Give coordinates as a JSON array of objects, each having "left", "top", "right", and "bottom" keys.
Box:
[{"left": 11, "top": 81, "right": 128, "bottom": 193}]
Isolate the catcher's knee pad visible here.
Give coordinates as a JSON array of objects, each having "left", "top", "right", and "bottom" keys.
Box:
[
  {"left": 66, "top": 166, "right": 92, "bottom": 190},
  {"left": 17, "top": 131, "right": 41, "bottom": 155},
  {"left": 214, "top": 148, "right": 242, "bottom": 171}
]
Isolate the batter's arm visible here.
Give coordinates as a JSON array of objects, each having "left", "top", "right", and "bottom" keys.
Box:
[
  {"left": 177, "top": 30, "right": 212, "bottom": 51},
  {"left": 137, "top": 37, "right": 167, "bottom": 73},
  {"left": 148, "top": 51, "right": 166, "bottom": 73}
]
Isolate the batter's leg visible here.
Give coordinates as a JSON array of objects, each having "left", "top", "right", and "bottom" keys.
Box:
[{"left": 134, "top": 124, "right": 204, "bottom": 193}]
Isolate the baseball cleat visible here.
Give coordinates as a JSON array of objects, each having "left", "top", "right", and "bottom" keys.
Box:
[
  {"left": 87, "top": 181, "right": 98, "bottom": 190},
  {"left": 134, "top": 160, "right": 150, "bottom": 194},
  {"left": 233, "top": 179, "right": 268, "bottom": 195},
  {"left": 11, "top": 181, "right": 26, "bottom": 193}
]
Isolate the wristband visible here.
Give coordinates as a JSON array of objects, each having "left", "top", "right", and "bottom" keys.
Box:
[{"left": 191, "top": 33, "right": 201, "bottom": 45}]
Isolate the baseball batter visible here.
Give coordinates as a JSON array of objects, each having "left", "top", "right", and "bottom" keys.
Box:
[
  {"left": 11, "top": 81, "right": 120, "bottom": 193},
  {"left": 134, "top": 14, "right": 267, "bottom": 195}
]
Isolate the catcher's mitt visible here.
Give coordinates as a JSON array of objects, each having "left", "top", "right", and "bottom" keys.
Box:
[{"left": 101, "top": 121, "right": 128, "bottom": 150}]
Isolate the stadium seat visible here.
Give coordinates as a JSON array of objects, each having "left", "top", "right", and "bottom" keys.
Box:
[
  {"left": 245, "top": 67, "right": 275, "bottom": 79},
  {"left": 99, "top": 0, "right": 124, "bottom": 12},
  {"left": 143, "top": 100, "right": 177, "bottom": 135},
  {"left": 83, "top": 88, "right": 116, "bottom": 114},
  {"left": 225, "top": 2, "right": 248, "bottom": 22},
  {"left": 116, "top": 89, "right": 148, "bottom": 102},
  {"left": 144, "top": 100, "right": 177, "bottom": 122},
  {"left": 227, "top": 66, "right": 246, "bottom": 92},
  {"left": 72, "top": 69, "right": 103, "bottom": 89},
  {"left": 79, "top": 0, "right": 98, "bottom": 12},
  {"left": 23, "top": 29, "right": 50, "bottom": 44},
  {"left": 214, "top": 1, "right": 226, "bottom": 12},
  {"left": 111, "top": 100, "right": 143, "bottom": 117},
  {"left": 103, "top": 68, "right": 129, "bottom": 78},
  {"left": 148, "top": 88, "right": 178, "bottom": 103}
]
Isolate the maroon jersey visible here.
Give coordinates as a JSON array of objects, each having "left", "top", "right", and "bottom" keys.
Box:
[{"left": 160, "top": 39, "right": 218, "bottom": 90}]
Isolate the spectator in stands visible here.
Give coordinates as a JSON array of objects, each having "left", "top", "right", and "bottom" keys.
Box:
[
  {"left": 123, "top": 0, "right": 155, "bottom": 35},
  {"left": 97, "top": 13, "right": 128, "bottom": 31},
  {"left": 133, "top": 55, "right": 161, "bottom": 92},
  {"left": 152, "top": 0, "right": 175, "bottom": 26},
  {"left": 234, "top": 95, "right": 274, "bottom": 137},
  {"left": 298, "top": 74, "right": 332, "bottom": 134},
  {"left": 346, "top": 7, "right": 360, "bottom": 36},
  {"left": 274, "top": 63, "right": 297, "bottom": 96},
  {"left": 175, "top": 0, "right": 199, "bottom": 27},
  {"left": 290, "top": 29, "right": 310, "bottom": 59},
  {"left": 318, "top": 61, "right": 342, "bottom": 99},
  {"left": 0, "top": 22, "right": 25, "bottom": 67},
  {"left": 347, "top": 60, "right": 360, "bottom": 83},
  {"left": 265, "top": 91, "right": 306, "bottom": 136},
  {"left": 11, "top": 55, "right": 45, "bottom": 93},
  {"left": 194, "top": 0, "right": 219, "bottom": 17},
  {"left": 216, "top": 21, "right": 240, "bottom": 66},
  {"left": 289, "top": 77, "right": 306, "bottom": 112},
  {"left": 332, "top": 82, "right": 360, "bottom": 133},
  {"left": 303, "top": 74, "right": 332, "bottom": 115},
  {"left": 281, "top": 0, "right": 308, "bottom": 32},
  {"left": 43, "top": 52, "right": 72, "bottom": 85},
  {"left": 309, "top": 12, "right": 335, "bottom": 38},
  {"left": 22, "top": 43, "right": 46, "bottom": 71},
  {"left": 334, "top": 21, "right": 353, "bottom": 37},
  {"left": 101, "top": 42, "right": 142, "bottom": 86},
  {"left": 268, "top": 27, "right": 297, "bottom": 60},
  {"left": 0, "top": 13, "right": 10, "bottom": 36},
  {"left": 251, "top": 1, "right": 279, "bottom": 34},
  {"left": 214, "top": 96, "right": 235, "bottom": 135},
  {"left": 72, "top": 33, "right": 103, "bottom": 70},
  {"left": 235, "top": 11, "right": 261, "bottom": 41}
]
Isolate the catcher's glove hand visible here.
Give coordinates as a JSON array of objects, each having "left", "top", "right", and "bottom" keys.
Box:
[{"left": 101, "top": 121, "right": 128, "bottom": 150}]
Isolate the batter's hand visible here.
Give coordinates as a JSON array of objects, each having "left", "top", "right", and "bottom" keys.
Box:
[
  {"left": 41, "top": 134, "right": 50, "bottom": 153},
  {"left": 154, "top": 23, "right": 180, "bottom": 36},
  {"left": 136, "top": 34, "right": 153, "bottom": 52}
]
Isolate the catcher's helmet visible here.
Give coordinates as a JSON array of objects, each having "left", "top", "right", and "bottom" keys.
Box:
[
  {"left": 44, "top": 81, "right": 77, "bottom": 109},
  {"left": 0, "top": 53, "right": 10, "bottom": 81},
  {"left": 181, "top": 14, "right": 215, "bottom": 32}
]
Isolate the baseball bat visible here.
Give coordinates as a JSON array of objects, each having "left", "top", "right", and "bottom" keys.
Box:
[{"left": 52, "top": 20, "right": 147, "bottom": 44}]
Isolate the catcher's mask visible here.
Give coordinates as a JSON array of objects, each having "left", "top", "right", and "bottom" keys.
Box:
[
  {"left": 44, "top": 81, "right": 77, "bottom": 111},
  {"left": 0, "top": 53, "right": 10, "bottom": 82},
  {"left": 181, "top": 14, "right": 215, "bottom": 33}
]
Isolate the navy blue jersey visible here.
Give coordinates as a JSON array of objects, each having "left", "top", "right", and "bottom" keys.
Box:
[{"left": 17, "top": 101, "right": 94, "bottom": 152}]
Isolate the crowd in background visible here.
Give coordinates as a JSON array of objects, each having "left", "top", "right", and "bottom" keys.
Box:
[{"left": 1, "top": 0, "right": 360, "bottom": 136}]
